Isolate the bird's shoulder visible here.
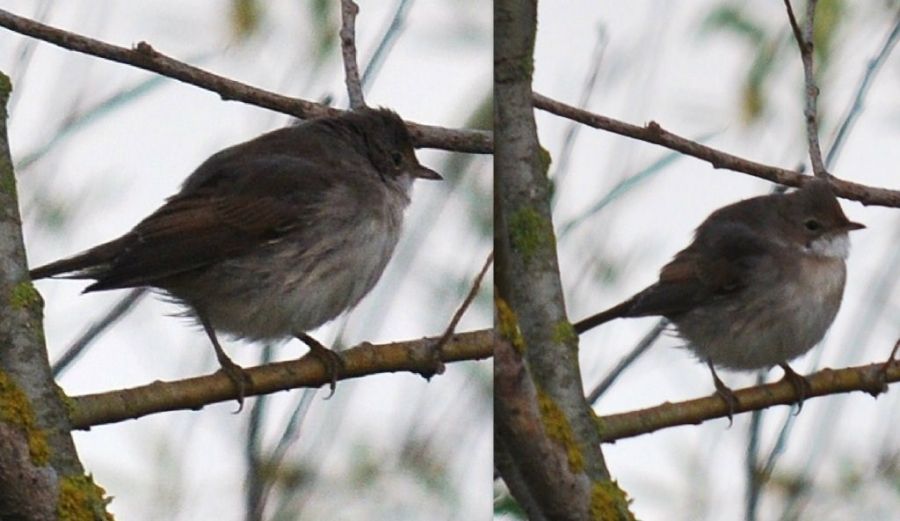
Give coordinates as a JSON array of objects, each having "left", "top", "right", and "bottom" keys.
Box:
[{"left": 660, "top": 219, "right": 776, "bottom": 294}]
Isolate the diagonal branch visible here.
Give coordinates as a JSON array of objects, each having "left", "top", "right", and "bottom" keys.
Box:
[
  {"left": 597, "top": 360, "right": 899, "bottom": 443},
  {"left": 532, "top": 92, "right": 900, "bottom": 208},
  {"left": 784, "top": 0, "right": 828, "bottom": 177},
  {"left": 826, "top": 7, "right": 900, "bottom": 168},
  {"left": 68, "top": 328, "right": 493, "bottom": 430},
  {"left": 0, "top": 8, "right": 492, "bottom": 154},
  {"left": 432, "top": 251, "right": 493, "bottom": 358},
  {"left": 339, "top": 0, "right": 366, "bottom": 109}
]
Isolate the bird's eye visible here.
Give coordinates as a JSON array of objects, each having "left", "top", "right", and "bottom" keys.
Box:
[
  {"left": 804, "top": 219, "right": 821, "bottom": 231},
  {"left": 390, "top": 151, "right": 403, "bottom": 167}
]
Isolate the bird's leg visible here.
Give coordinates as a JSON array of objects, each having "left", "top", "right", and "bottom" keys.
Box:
[
  {"left": 707, "top": 360, "right": 738, "bottom": 425},
  {"left": 296, "top": 333, "right": 346, "bottom": 398},
  {"left": 199, "top": 315, "right": 252, "bottom": 411},
  {"left": 779, "top": 362, "right": 812, "bottom": 414}
]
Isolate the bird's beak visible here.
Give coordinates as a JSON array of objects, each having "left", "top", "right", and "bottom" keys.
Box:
[
  {"left": 845, "top": 221, "right": 866, "bottom": 231},
  {"left": 413, "top": 164, "right": 442, "bottom": 180}
]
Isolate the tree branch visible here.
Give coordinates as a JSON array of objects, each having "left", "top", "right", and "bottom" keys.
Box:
[
  {"left": 69, "top": 329, "right": 493, "bottom": 430},
  {"left": 0, "top": 8, "right": 492, "bottom": 154},
  {"left": 0, "top": 72, "right": 110, "bottom": 519},
  {"left": 826, "top": 7, "right": 900, "bottom": 167},
  {"left": 597, "top": 360, "right": 899, "bottom": 443},
  {"left": 432, "top": 251, "right": 493, "bottom": 359},
  {"left": 784, "top": 0, "right": 828, "bottom": 177},
  {"left": 495, "top": 0, "right": 635, "bottom": 517},
  {"left": 532, "top": 92, "right": 900, "bottom": 208},
  {"left": 339, "top": 0, "right": 366, "bottom": 109},
  {"left": 52, "top": 288, "right": 146, "bottom": 377}
]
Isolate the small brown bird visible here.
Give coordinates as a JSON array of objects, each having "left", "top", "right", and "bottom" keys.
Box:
[
  {"left": 575, "top": 179, "right": 864, "bottom": 415},
  {"left": 30, "top": 108, "right": 441, "bottom": 406}
]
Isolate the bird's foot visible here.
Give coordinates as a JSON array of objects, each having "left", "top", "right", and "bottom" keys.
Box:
[
  {"left": 713, "top": 381, "right": 740, "bottom": 427},
  {"left": 200, "top": 315, "right": 252, "bottom": 412},
  {"left": 707, "top": 360, "right": 738, "bottom": 426},
  {"left": 416, "top": 338, "right": 447, "bottom": 381},
  {"left": 297, "top": 333, "right": 346, "bottom": 398},
  {"left": 215, "top": 353, "right": 253, "bottom": 413},
  {"left": 779, "top": 363, "right": 812, "bottom": 415}
]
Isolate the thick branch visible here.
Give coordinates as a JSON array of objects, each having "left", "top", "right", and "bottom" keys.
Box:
[
  {"left": 0, "top": 72, "right": 109, "bottom": 519},
  {"left": 495, "top": 1, "right": 634, "bottom": 518},
  {"left": 339, "top": 0, "right": 366, "bottom": 109},
  {"left": 0, "top": 8, "right": 492, "bottom": 154},
  {"left": 597, "top": 360, "right": 899, "bottom": 443},
  {"left": 533, "top": 92, "right": 900, "bottom": 208},
  {"left": 784, "top": 0, "right": 828, "bottom": 177},
  {"left": 494, "top": 337, "right": 588, "bottom": 519},
  {"left": 69, "top": 329, "right": 493, "bottom": 430}
]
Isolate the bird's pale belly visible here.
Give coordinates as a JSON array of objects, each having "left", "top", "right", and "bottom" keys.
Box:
[{"left": 677, "top": 256, "right": 847, "bottom": 370}]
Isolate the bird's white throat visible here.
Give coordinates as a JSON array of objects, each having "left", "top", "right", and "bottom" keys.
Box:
[{"left": 809, "top": 232, "right": 850, "bottom": 259}]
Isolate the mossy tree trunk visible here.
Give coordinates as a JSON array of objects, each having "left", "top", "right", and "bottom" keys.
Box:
[
  {"left": 493, "top": 2, "right": 636, "bottom": 519},
  {"left": 0, "top": 72, "right": 111, "bottom": 520}
]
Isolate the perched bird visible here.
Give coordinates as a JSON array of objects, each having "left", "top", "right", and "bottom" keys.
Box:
[
  {"left": 574, "top": 179, "right": 864, "bottom": 415},
  {"left": 30, "top": 108, "right": 441, "bottom": 405}
]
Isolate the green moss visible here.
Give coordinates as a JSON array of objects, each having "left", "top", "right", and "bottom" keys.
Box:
[
  {"left": 0, "top": 73, "right": 14, "bottom": 197},
  {"left": 9, "top": 280, "right": 43, "bottom": 311},
  {"left": 591, "top": 480, "right": 636, "bottom": 521},
  {"left": 0, "top": 72, "right": 11, "bottom": 101},
  {"left": 509, "top": 207, "right": 554, "bottom": 262},
  {"left": 538, "top": 146, "right": 552, "bottom": 175},
  {"left": 58, "top": 475, "right": 114, "bottom": 521},
  {"left": 592, "top": 409, "right": 607, "bottom": 437},
  {"left": 57, "top": 385, "right": 77, "bottom": 422},
  {"left": 0, "top": 153, "right": 16, "bottom": 196},
  {"left": 517, "top": 54, "right": 534, "bottom": 81},
  {"left": 496, "top": 297, "right": 525, "bottom": 353},
  {"left": 551, "top": 320, "right": 577, "bottom": 346},
  {"left": 536, "top": 388, "right": 584, "bottom": 473},
  {"left": 0, "top": 371, "right": 50, "bottom": 465}
]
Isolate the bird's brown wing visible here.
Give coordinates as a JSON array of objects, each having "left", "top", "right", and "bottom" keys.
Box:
[
  {"left": 625, "top": 220, "right": 773, "bottom": 319},
  {"left": 30, "top": 156, "right": 342, "bottom": 291}
]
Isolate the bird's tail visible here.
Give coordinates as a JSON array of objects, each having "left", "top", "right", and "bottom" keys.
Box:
[
  {"left": 29, "top": 239, "right": 122, "bottom": 281},
  {"left": 573, "top": 299, "right": 635, "bottom": 334}
]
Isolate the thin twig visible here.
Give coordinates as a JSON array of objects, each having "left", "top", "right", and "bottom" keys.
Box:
[
  {"left": 745, "top": 373, "right": 766, "bottom": 521},
  {"left": 826, "top": 8, "right": 900, "bottom": 169},
  {"left": 244, "top": 344, "right": 274, "bottom": 521},
  {"left": 587, "top": 319, "right": 667, "bottom": 404},
  {"left": 432, "top": 251, "right": 494, "bottom": 358},
  {"left": 253, "top": 388, "right": 316, "bottom": 519},
  {"left": 51, "top": 288, "right": 146, "bottom": 377},
  {"left": 885, "top": 338, "right": 900, "bottom": 370},
  {"left": 532, "top": 92, "right": 900, "bottom": 208},
  {"left": 339, "top": 0, "right": 366, "bottom": 109},
  {"left": 0, "top": 8, "right": 492, "bottom": 154},
  {"left": 551, "top": 26, "right": 607, "bottom": 192},
  {"left": 783, "top": 0, "right": 828, "bottom": 177},
  {"left": 360, "top": 0, "right": 414, "bottom": 91}
]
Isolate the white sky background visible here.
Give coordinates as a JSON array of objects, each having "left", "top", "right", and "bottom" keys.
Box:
[
  {"left": 2, "top": 1, "right": 491, "bottom": 520},
  {"left": 534, "top": 2, "right": 899, "bottom": 520}
]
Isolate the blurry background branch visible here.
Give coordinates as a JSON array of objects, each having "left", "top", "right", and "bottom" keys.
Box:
[
  {"left": 70, "top": 328, "right": 493, "bottom": 430},
  {"left": 0, "top": 7, "right": 492, "bottom": 154},
  {"left": 532, "top": 93, "right": 900, "bottom": 208}
]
